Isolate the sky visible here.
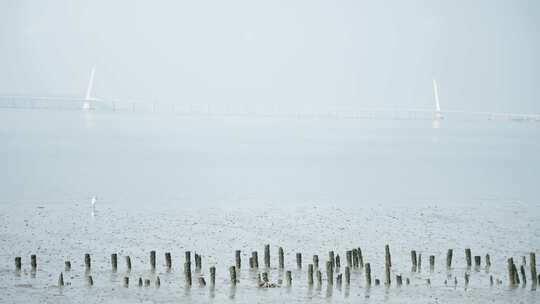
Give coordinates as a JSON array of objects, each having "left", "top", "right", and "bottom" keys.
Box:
[{"left": 0, "top": 0, "right": 539, "bottom": 113}]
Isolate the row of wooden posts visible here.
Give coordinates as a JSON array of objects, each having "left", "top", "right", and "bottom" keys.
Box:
[{"left": 13, "top": 246, "right": 539, "bottom": 290}]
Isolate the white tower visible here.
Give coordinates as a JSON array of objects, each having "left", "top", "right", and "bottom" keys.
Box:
[
  {"left": 432, "top": 79, "right": 443, "bottom": 120},
  {"left": 83, "top": 66, "right": 96, "bottom": 110}
]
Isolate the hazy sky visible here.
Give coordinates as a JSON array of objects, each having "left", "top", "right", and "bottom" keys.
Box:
[{"left": 1, "top": 0, "right": 539, "bottom": 112}]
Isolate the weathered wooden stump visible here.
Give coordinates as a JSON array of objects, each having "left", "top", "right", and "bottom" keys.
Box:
[
  {"left": 229, "top": 266, "right": 237, "bottom": 285},
  {"left": 235, "top": 250, "right": 241, "bottom": 270},
  {"left": 252, "top": 251, "right": 259, "bottom": 268},
  {"left": 446, "top": 249, "right": 453, "bottom": 268},
  {"left": 124, "top": 276, "right": 129, "bottom": 287},
  {"left": 65, "top": 261, "right": 71, "bottom": 271},
  {"left": 474, "top": 255, "right": 481, "bottom": 268},
  {"left": 84, "top": 253, "right": 91, "bottom": 271},
  {"left": 278, "top": 247, "right": 284, "bottom": 269},
  {"left": 111, "top": 253, "right": 118, "bottom": 272},
  {"left": 58, "top": 272, "right": 64, "bottom": 287},
  {"left": 286, "top": 270, "right": 292, "bottom": 286},
  {"left": 138, "top": 277, "right": 143, "bottom": 287},
  {"left": 358, "top": 248, "right": 364, "bottom": 267},
  {"left": 530, "top": 252, "right": 537, "bottom": 285},
  {"left": 184, "top": 261, "right": 192, "bottom": 286},
  {"left": 313, "top": 255, "right": 319, "bottom": 269},
  {"left": 346, "top": 251, "right": 352, "bottom": 268},
  {"left": 31, "top": 254, "right": 37, "bottom": 271},
  {"left": 145, "top": 279, "right": 151, "bottom": 287},
  {"left": 335, "top": 254, "right": 341, "bottom": 269},
  {"left": 150, "top": 250, "right": 156, "bottom": 270},
  {"left": 411, "top": 250, "right": 417, "bottom": 271},
  {"left": 485, "top": 254, "right": 491, "bottom": 268},
  {"left": 326, "top": 261, "right": 333, "bottom": 285},
  {"left": 165, "top": 252, "right": 172, "bottom": 270},
  {"left": 465, "top": 248, "right": 472, "bottom": 268},
  {"left": 329, "top": 251, "right": 335, "bottom": 269},
  {"left": 156, "top": 276, "right": 161, "bottom": 287},
  {"left": 345, "top": 266, "right": 350, "bottom": 285},
  {"left": 296, "top": 253, "right": 302, "bottom": 269},
  {"left": 396, "top": 274, "right": 402, "bottom": 286},
  {"left": 87, "top": 275, "right": 94, "bottom": 286},
  {"left": 429, "top": 255, "right": 435, "bottom": 270},
  {"left": 507, "top": 258, "right": 516, "bottom": 286},
  {"left": 15, "top": 257, "right": 21, "bottom": 271},
  {"left": 316, "top": 270, "right": 322, "bottom": 286},
  {"left": 264, "top": 244, "right": 270, "bottom": 268},
  {"left": 520, "top": 265, "right": 527, "bottom": 285},
  {"left": 385, "top": 245, "right": 392, "bottom": 267},
  {"left": 210, "top": 266, "right": 216, "bottom": 286},
  {"left": 125, "top": 256, "right": 132, "bottom": 272},
  {"left": 308, "top": 264, "right": 314, "bottom": 285},
  {"left": 365, "top": 263, "right": 372, "bottom": 286}
]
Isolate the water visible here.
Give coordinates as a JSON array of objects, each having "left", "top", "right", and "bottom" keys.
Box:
[{"left": 0, "top": 109, "right": 539, "bottom": 303}]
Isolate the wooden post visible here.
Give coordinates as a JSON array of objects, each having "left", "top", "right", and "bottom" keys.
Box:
[
  {"left": 15, "top": 257, "right": 21, "bottom": 271},
  {"left": 84, "top": 253, "right": 91, "bottom": 271},
  {"left": 345, "top": 266, "right": 350, "bottom": 285},
  {"left": 490, "top": 275, "right": 493, "bottom": 286},
  {"left": 530, "top": 252, "right": 537, "bottom": 285},
  {"left": 31, "top": 254, "right": 37, "bottom": 271},
  {"left": 336, "top": 273, "right": 342, "bottom": 286},
  {"left": 396, "top": 274, "right": 402, "bottom": 286},
  {"left": 87, "top": 275, "right": 93, "bottom": 286},
  {"left": 65, "top": 261, "right": 71, "bottom": 271},
  {"left": 278, "top": 247, "right": 284, "bottom": 269},
  {"left": 165, "top": 252, "right": 172, "bottom": 270},
  {"left": 358, "top": 247, "right": 364, "bottom": 267},
  {"left": 411, "top": 250, "right": 417, "bottom": 271},
  {"left": 229, "top": 266, "right": 237, "bottom": 285},
  {"left": 385, "top": 261, "right": 391, "bottom": 286},
  {"left": 111, "top": 253, "right": 118, "bottom": 272},
  {"left": 138, "top": 277, "right": 143, "bottom": 287},
  {"left": 252, "top": 251, "right": 259, "bottom": 268},
  {"left": 326, "top": 261, "right": 333, "bottom": 285},
  {"left": 365, "top": 263, "right": 372, "bottom": 285},
  {"left": 264, "top": 244, "right": 270, "bottom": 268},
  {"left": 513, "top": 263, "right": 520, "bottom": 284},
  {"left": 262, "top": 272, "right": 269, "bottom": 283},
  {"left": 335, "top": 254, "right": 341, "bottom": 269},
  {"left": 296, "top": 253, "right": 302, "bottom": 269},
  {"left": 406, "top": 278, "right": 410, "bottom": 285},
  {"left": 185, "top": 261, "right": 192, "bottom": 286},
  {"left": 385, "top": 245, "right": 391, "bottom": 267},
  {"left": 429, "top": 255, "right": 435, "bottom": 270},
  {"left": 346, "top": 251, "right": 352, "bottom": 268},
  {"left": 144, "top": 279, "right": 150, "bottom": 287},
  {"left": 286, "top": 270, "right": 292, "bottom": 286},
  {"left": 316, "top": 270, "right": 322, "bottom": 286},
  {"left": 235, "top": 250, "right": 241, "bottom": 270},
  {"left": 58, "top": 272, "right": 64, "bottom": 287},
  {"left": 474, "top": 256, "right": 481, "bottom": 267},
  {"left": 485, "top": 254, "right": 491, "bottom": 268},
  {"left": 308, "top": 264, "right": 314, "bottom": 285},
  {"left": 210, "top": 266, "right": 216, "bottom": 286},
  {"left": 520, "top": 265, "right": 527, "bottom": 285},
  {"left": 464, "top": 273, "right": 469, "bottom": 286},
  {"left": 124, "top": 277, "right": 129, "bottom": 287},
  {"left": 126, "top": 256, "right": 132, "bottom": 272},
  {"left": 185, "top": 251, "right": 191, "bottom": 264},
  {"left": 156, "top": 276, "right": 161, "bottom": 287},
  {"left": 329, "top": 251, "right": 335, "bottom": 269},
  {"left": 249, "top": 257, "right": 254, "bottom": 269},
  {"left": 418, "top": 253, "right": 422, "bottom": 271},
  {"left": 465, "top": 248, "right": 472, "bottom": 267},
  {"left": 447, "top": 249, "right": 453, "bottom": 268},
  {"left": 375, "top": 279, "right": 380, "bottom": 286},
  {"left": 313, "top": 255, "right": 319, "bottom": 269},
  {"left": 508, "top": 258, "right": 516, "bottom": 286},
  {"left": 150, "top": 250, "right": 156, "bottom": 270},
  {"left": 352, "top": 249, "right": 358, "bottom": 268}
]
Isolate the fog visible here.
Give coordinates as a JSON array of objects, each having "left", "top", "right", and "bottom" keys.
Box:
[{"left": 1, "top": 0, "right": 539, "bottom": 113}]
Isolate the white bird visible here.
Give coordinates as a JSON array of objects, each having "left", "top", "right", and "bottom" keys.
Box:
[{"left": 91, "top": 196, "right": 97, "bottom": 207}]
